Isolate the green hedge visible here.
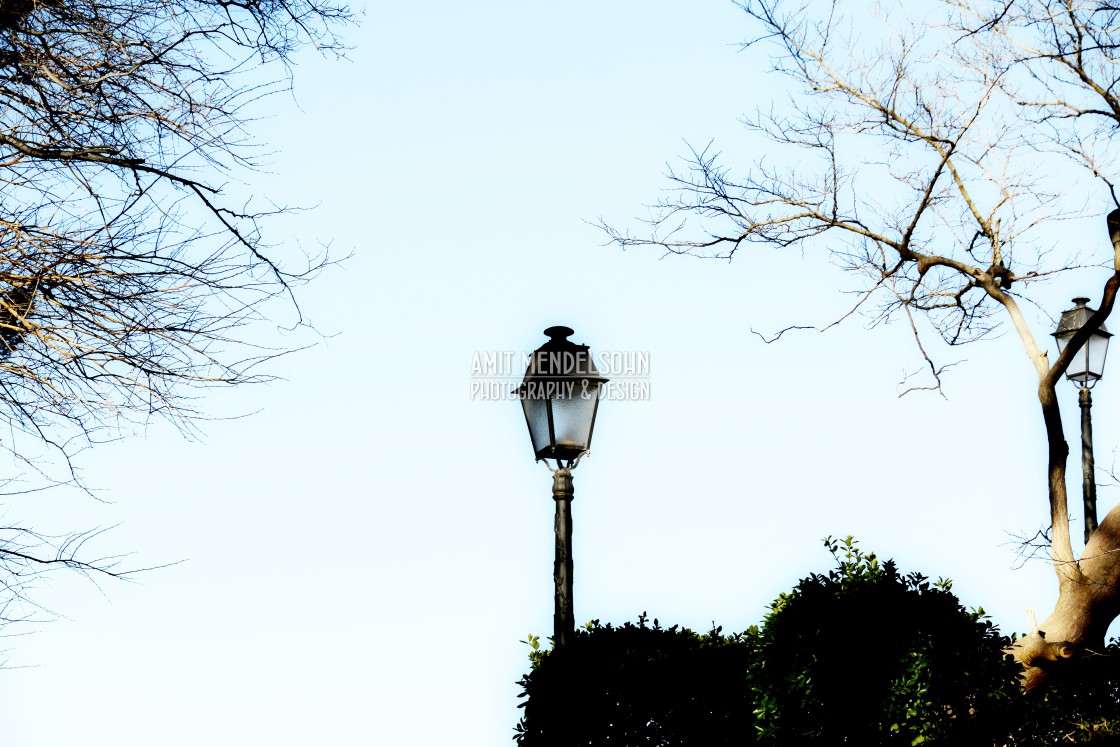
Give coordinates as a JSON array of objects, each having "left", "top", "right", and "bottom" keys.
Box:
[
  {"left": 750, "top": 536, "right": 1021, "bottom": 745},
  {"left": 514, "top": 537, "right": 1033, "bottom": 745},
  {"left": 514, "top": 614, "right": 756, "bottom": 746},
  {"left": 514, "top": 537, "right": 1120, "bottom": 744}
]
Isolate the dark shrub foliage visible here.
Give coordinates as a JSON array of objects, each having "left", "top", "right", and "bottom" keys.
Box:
[
  {"left": 513, "top": 614, "right": 756, "bottom": 746},
  {"left": 1009, "top": 642, "right": 1120, "bottom": 744},
  {"left": 515, "top": 537, "right": 1120, "bottom": 745},
  {"left": 750, "top": 536, "right": 1022, "bottom": 745}
]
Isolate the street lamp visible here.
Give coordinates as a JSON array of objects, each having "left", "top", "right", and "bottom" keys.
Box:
[
  {"left": 1053, "top": 297, "right": 1112, "bottom": 542},
  {"left": 518, "top": 326, "right": 607, "bottom": 648}
]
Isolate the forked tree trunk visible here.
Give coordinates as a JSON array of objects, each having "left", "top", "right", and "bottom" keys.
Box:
[
  {"left": 1011, "top": 219, "right": 1120, "bottom": 691},
  {"left": 1014, "top": 510, "right": 1120, "bottom": 691}
]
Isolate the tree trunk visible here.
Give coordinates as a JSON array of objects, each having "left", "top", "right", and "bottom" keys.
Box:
[
  {"left": 1013, "top": 265, "right": 1120, "bottom": 691},
  {"left": 1015, "top": 504, "right": 1120, "bottom": 691}
]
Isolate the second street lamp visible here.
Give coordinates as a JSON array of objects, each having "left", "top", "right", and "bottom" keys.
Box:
[
  {"left": 518, "top": 326, "right": 607, "bottom": 649},
  {"left": 1053, "top": 297, "right": 1112, "bottom": 542}
]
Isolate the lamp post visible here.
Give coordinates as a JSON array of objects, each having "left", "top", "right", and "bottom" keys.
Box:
[
  {"left": 518, "top": 326, "right": 607, "bottom": 648},
  {"left": 1053, "top": 297, "right": 1112, "bottom": 543}
]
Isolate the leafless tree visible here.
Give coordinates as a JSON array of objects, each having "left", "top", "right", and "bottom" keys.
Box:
[
  {"left": 0, "top": 0, "right": 349, "bottom": 630},
  {"left": 601, "top": 0, "right": 1120, "bottom": 691}
]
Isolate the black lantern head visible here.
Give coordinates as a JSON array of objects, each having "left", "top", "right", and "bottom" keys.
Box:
[
  {"left": 518, "top": 326, "right": 608, "bottom": 466},
  {"left": 1053, "top": 297, "right": 1112, "bottom": 386}
]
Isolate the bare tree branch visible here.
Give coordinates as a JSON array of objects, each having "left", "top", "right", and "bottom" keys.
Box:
[{"left": 0, "top": 0, "right": 351, "bottom": 640}]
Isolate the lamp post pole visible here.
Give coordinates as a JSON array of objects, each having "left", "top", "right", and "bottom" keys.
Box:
[
  {"left": 517, "top": 326, "right": 607, "bottom": 650},
  {"left": 1053, "top": 296, "right": 1111, "bottom": 544},
  {"left": 1080, "top": 386, "right": 1099, "bottom": 542},
  {"left": 552, "top": 467, "right": 575, "bottom": 648}
]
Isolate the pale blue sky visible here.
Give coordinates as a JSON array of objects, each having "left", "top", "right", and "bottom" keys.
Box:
[{"left": 5, "top": 1, "right": 1118, "bottom": 744}]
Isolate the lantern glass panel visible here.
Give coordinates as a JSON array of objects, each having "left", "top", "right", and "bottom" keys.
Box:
[
  {"left": 1059, "top": 331, "right": 1111, "bottom": 383},
  {"left": 1086, "top": 333, "right": 1110, "bottom": 381},
  {"left": 550, "top": 384, "right": 600, "bottom": 455},
  {"left": 521, "top": 395, "right": 553, "bottom": 457}
]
